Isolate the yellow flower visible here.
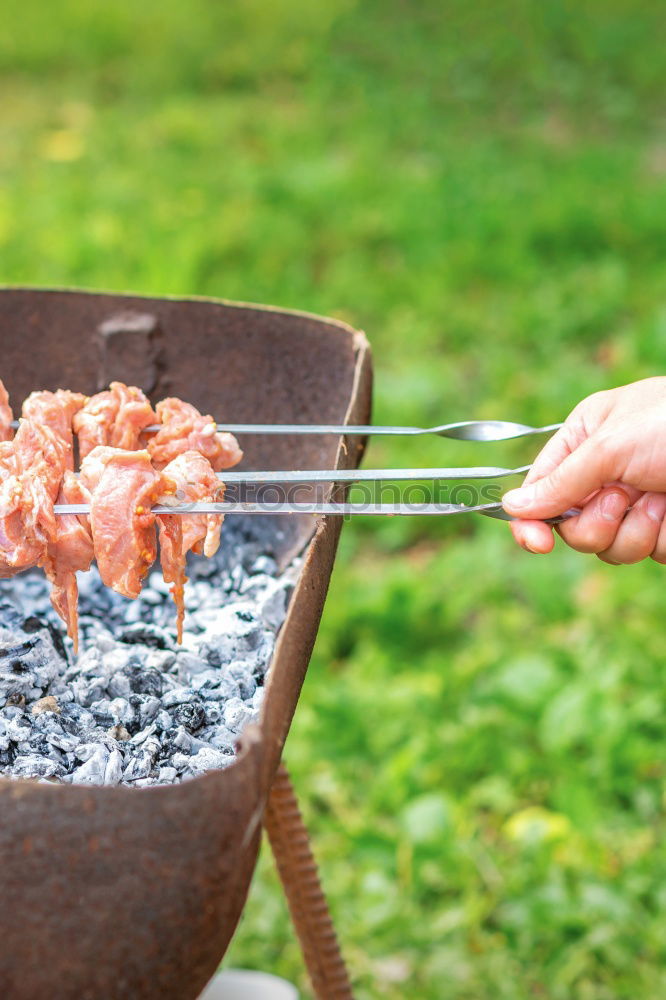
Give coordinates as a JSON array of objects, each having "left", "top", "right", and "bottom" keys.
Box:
[{"left": 503, "top": 806, "right": 571, "bottom": 845}]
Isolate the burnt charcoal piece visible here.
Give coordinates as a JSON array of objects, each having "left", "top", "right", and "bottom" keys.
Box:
[
  {"left": 0, "top": 639, "right": 37, "bottom": 661},
  {"left": 21, "top": 617, "right": 46, "bottom": 634},
  {"left": 0, "top": 600, "right": 22, "bottom": 628},
  {"left": 173, "top": 700, "right": 206, "bottom": 733},
  {"left": 126, "top": 667, "right": 164, "bottom": 698},
  {"left": 118, "top": 623, "right": 175, "bottom": 650}
]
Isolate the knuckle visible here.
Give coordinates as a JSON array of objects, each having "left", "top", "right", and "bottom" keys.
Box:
[{"left": 575, "top": 526, "right": 607, "bottom": 554}]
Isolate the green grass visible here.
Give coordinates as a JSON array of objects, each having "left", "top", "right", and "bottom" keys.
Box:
[{"left": 3, "top": 2, "right": 666, "bottom": 996}]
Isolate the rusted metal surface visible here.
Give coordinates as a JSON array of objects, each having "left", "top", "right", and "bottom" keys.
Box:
[
  {"left": 265, "top": 764, "right": 355, "bottom": 999},
  {"left": 0, "top": 288, "right": 372, "bottom": 1000}
]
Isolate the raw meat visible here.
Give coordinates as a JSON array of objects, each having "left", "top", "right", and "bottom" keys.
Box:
[
  {"left": 147, "top": 397, "right": 242, "bottom": 471},
  {"left": 80, "top": 447, "right": 170, "bottom": 599},
  {"left": 22, "top": 389, "right": 87, "bottom": 470},
  {"left": 0, "top": 419, "right": 69, "bottom": 576},
  {"left": 45, "top": 472, "right": 94, "bottom": 653},
  {"left": 74, "top": 382, "right": 156, "bottom": 460},
  {"left": 156, "top": 450, "right": 223, "bottom": 641}
]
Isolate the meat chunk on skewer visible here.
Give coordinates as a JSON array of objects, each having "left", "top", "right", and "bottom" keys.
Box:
[
  {"left": 22, "top": 389, "right": 87, "bottom": 470},
  {"left": 74, "top": 382, "right": 156, "bottom": 461},
  {"left": 45, "top": 472, "right": 94, "bottom": 653},
  {"left": 0, "top": 380, "right": 13, "bottom": 441},
  {"left": 0, "top": 419, "right": 69, "bottom": 576},
  {"left": 156, "top": 450, "right": 224, "bottom": 642},
  {"left": 0, "top": 442, "right": 29, "bottom": 577},
  {"left": 147, "top": 398, "right": 242, "bottom": 472},
  {"left": 80, "top": 447, "right": 170, "bottom": 599}
]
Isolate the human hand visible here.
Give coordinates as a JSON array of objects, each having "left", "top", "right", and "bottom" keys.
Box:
[{"left": 502, "top": 377, "right": 666, "bottom": 564}]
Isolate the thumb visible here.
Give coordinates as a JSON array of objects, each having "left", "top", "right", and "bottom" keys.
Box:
[{"left": 503, "top": 435, "right": 616, "bottom": 518}]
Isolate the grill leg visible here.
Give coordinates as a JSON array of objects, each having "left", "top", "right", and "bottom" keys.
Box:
[{"left": 264, "top": 763, "right": 354, "bottom": 1000}]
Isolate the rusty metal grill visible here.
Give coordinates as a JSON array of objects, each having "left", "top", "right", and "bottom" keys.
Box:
[{"left": 0, "top": 288, "right": 372, "bottom": 1000}]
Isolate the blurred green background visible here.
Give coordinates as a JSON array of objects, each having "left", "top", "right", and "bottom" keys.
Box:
[{"left": 3, "top": 2, "right": 666, "bottom": 997}]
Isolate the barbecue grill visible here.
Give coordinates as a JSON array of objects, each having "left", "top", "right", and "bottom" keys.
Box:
[{"left": 0, "top": 288, "right": 372, "bottom": 999}]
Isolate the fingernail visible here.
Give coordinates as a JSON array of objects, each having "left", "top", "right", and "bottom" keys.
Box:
[
  {"left": 503, "top": 486, "right": 536, "bottom": 511},
  {"left": 646, "top": 495, "right": 666, "bottom": 523},
  {"left": 600, "top": 492, "right": 627, "bottom": 522}
]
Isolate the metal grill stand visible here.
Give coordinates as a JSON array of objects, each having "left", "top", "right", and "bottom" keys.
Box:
[{"left": 265, "top": 764, "right": 355, "bottom": 999}]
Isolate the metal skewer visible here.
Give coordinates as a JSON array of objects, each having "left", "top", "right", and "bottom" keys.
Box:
[
  {"left": 54, "top": 500, "right": 577, "bottom": 524},
  {"left": 148, "top": 419, "right": 563, "bottom": 441},
  {"left": 213, "top": 464, "right": 532, "bottom": 483},
  {"left": 10, "top": 419, "right": 561, "bottom": 441}
]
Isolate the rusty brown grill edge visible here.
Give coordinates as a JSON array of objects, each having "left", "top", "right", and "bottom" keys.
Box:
[{"left": 0, "top": 288, "right": 372, "bottom": 1000}]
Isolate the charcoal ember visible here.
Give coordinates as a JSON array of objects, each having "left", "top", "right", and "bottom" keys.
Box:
[
  {"left": 71, "top": 746, "right": 110, "bottom": 785},
  {"left": 123, "top": 737, "right": 160, "bottom": 781},
  {"left": 172, "top": 701, "right": 206, "bottom": 733},
  {"left": 105, "top": 749, "right": 124, "bottom": 785},
  {"left": 0, "top": 637, "right": 37, "bottom": 661},
  {"left": 101, "top": 648, "right": 133, "bottom": 675},
  {"left": 250, "top": 555, "right": 278, "bottom": 577},
  {"left": 241, "top": 575, "right": 289, "bottom": 628},
  {"left": 60, "top": 703, "right": 95, "bottom": 737},
  {"left": 107, "top": 672, "right": 132, "bottom": 699},
  {"left": 0, "top": 598, "right": 22, "bottom": 629},
  {"left": 136, "top": 696, "right": 161, "bottom": 727},
  {"left": 145, "top": 650, "right": 176, "bottom": 672},
  {"left": 203, "top": 702, "right": 222, "bottom": 725},
  {"left": 107, "top": 698, "right": 133, "bottom": 727},
  {"left": 118, "top": 623, "right": 175, "bottom": 650},
  {"left": 93, "top": 633, "right": 117, "bottom": 655},
  {"left": 0, "top": 518, "right": 294, "bottom": 786},
  {"left": 170, "top": 752, "right": 193, "bottom": 773},
  {"left": 139, "top": 588, "right": 162, "bottom": 606},
  {"left": 28, "top": 733, "right": 55, "bottom": 756},
  {"left": 223, "top": 698, "right": 253, "bottom": 734},
  {"left": 154, "top": 710, "right": 172, "bottom": 732},
  {"left": 0, "top": 626, "right": 63, "bottom": 692},
  {"left": 192, "top": 677, "right": 240, "bottom": 702},
  {"left": 90, "top": 701, "right": 115, "bottom": 729},
  {"left": 188, "top": 747, "right": 233, "bottom": 773},
  {"left": 162, "top": 686, "right": 200, "bottom": 708},
  {"left": 121, "top": 602, "right": 143, "bottom": 625},
  {"left": 11, "top": 754, "right": 64, "bottom": 780},
  {"left": 5, "top": 718, "right": 31, "bottom": 743},
  {"left": 45, "top": 731, "right": 79, "bottom": 753},
  {"left": 206, "top": 728, "right": 236, "bottom": 752},
  {"left": 126, "top": 666, "right": 164, "bottom": 698},
  {"left": 225, "top": 662, "right": 257, "bottom": 701},
  {"left": 0, "top": 671, "right": 37, "bottom": 702},
  {"left": 169, "top": 726, "right": 193, "bottom": 754},
  {"left": 130, "top": 723, "right": 158, "bottom": 746},
  {"left": 22, "top": 614, "right": 69, "bottom": 663},
  {"left": 190, "top": 669, "right": 233, "bottom": 694},
  {"left": 176, "top": 651, "right": 210, "bottom": 681},
  {"left": 71, "top": 677, "right": 107, "bottom": 708}
]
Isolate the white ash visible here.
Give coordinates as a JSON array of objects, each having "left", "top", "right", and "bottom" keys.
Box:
[{"left": 0, "top": 519, "right": 298, "bottom": 787}]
